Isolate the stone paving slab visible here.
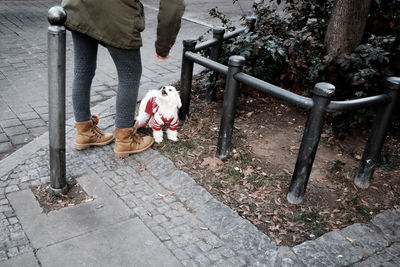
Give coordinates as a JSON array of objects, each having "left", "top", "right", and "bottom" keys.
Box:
[
  {"left": 339, "top": 223, "right": 390, "bottom": 256},
  {"left": 8, "top": 172, "right": 134, "bottom": 249},
  {"left": 0, "top": 252, "right": 39, "bottom": 267},
  {"left": 371, "top": 209, "right": 400, "bottom": 242},
  {"left": 37, "top": 218, "right": 182, "bottom": 267}
]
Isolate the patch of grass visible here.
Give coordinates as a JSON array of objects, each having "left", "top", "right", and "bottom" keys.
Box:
[
  {"left": 212, "top": 179, "right": 223, "bottom": 189},
  {"left": 160, "top": 139, "right": 198, "bottom": 158},
  {"left": 288, "top": 211, "right": 327, "bottom": 237},
  {"left": 224, "top": 167, "right": 242, "bottom": 182},
  {"left": 247, "top": 173, "right": 276, "bottom": 188},
  {"left": 378, "top": 154, "right": 395, "bottom": 171},
  {"left": 67, "top": 178, "right": 77, "bottom": 188},
  {"left": 229, "top": 152, "right": 253, "bottom": 168},
  {"left": 295, "top": 211, "right": 321, "bottom": 223},
  {"left": 329, "top": 159, "right": 345, "bottom": 174},
  {"left": 232, "top": 128, "right": 246, "bottom": 140},
  {"left": 355, "top": 204, "right": 372, "bottom": 217},
  {"left": 249, "top": 202, "right": 257, "bottom": 213},
  {"left": 342, "top": 202, "right": 373, "bottom": 224},
  {"left": 46, "top": 190, "right": 65, "bottom": 202}
]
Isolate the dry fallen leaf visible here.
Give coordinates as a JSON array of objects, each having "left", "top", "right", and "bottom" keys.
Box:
[
  {"left": 201, "top": 157, "right": 224, "bottom": 170},
  {"left": 243, "top": 166, "right": 255, "bottom": 177},
  {"left": 138, "top": 162, "right": 147, "bottom": 172}
]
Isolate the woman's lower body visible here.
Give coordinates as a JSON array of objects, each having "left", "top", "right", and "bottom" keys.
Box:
[{"left": 71, "top": 31, "right": 153, "bottom": 156}]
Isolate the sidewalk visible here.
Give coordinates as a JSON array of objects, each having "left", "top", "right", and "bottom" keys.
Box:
[{"left": 0, "top": 1, "right": 399, "bottom": 266}]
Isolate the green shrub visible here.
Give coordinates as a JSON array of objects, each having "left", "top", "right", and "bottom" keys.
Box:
[{"left": 205, "top": 0, "right": 400, "bottom": 136}]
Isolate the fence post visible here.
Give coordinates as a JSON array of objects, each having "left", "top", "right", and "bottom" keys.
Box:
[
  {"left": 354, "top": 77, "right": 400, "bottom": 188},
  {"left": 179, "top": 39, "right": 197, "bottom": 124},
  {"left": 216, "top": 56, "right": 245, "bottom": 159},
  {"left": 245, "top": 16, "right": 257, "bottom": 32},
  {"left": 48, "top": 6, "right": 68, "bottom": 194},
  {"left": 287, "top": 82, "right": 335, "bottom": 204},
  {"left": 205, "top": 27, "right": 225, "bottom": 101}
]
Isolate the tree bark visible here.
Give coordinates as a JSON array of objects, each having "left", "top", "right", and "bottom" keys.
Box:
[{"left": 324, "top": 0, "right": 371, "bottom": 56}]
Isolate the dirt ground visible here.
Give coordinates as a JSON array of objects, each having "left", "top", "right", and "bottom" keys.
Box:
[
  {"left": 151, "top": 76, "right": 400, "bottom": 246},
  {"left": 32, "top": 179, "right": 93, "bottom": 214}
]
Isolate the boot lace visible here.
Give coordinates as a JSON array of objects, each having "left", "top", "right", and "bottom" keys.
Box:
[
  {"left": 91, "top": 125, "right": 104, "bottom": 139},
  {"left": 131, "top": 132, "right": 143, "bottom": 144},
  {"left": 129, "top": 126, "right": 143, "bottom": 144},
  {"left": 91, "top": 116, "right": 104, "bottom": 139}
]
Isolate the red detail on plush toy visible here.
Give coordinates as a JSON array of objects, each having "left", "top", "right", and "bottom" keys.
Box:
[
  {"left": 139, "top": 96, "right": 178, "bottom": 131},
  {"left": 145, "top": 97, "right": 158, "bottom": 115}
]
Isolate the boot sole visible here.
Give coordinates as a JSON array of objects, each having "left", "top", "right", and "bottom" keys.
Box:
[
  {"left": 114, "top": 140, "right": 154, "bottom": 158},
  {"left": 75, "top": 138, "right": 114, "bottom": 150}
]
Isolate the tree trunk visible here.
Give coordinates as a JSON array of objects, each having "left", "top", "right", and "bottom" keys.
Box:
[{"left": 324, "top": 0, "right": 371, "bottom": 56}]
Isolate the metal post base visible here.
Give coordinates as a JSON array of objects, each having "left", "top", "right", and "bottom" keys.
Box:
[
  {"left": 50, "top": 184, "right": 69, "bottom": 195},
  {"left": 354, "top": 177, "right": 371, "bottom": 189},
  {"left": 286, "top": 192, "right": 303, "bottom": 205}
]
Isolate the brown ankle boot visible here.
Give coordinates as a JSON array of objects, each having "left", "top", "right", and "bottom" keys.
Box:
[
  {"left": 75, "top": 114, "right": 114, "bottom": 150},
  {"left": 114, "top": 127, "right": 154, "bottom": 158}
]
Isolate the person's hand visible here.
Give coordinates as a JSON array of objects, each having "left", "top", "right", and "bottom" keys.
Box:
[{"left": 156, "top": 54, "right": 170, "bottom": 62}]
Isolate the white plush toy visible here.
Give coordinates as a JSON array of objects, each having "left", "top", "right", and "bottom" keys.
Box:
[{"left": 135, "top": 86, "right": 182, "bottom": 143}]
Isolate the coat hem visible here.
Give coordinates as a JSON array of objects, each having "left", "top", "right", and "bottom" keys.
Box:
[{"left": 65, "top": 22, "right": 143, "bottom": 50}]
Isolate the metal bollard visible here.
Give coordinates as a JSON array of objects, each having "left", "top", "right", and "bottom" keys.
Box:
[
  {"left": 48, "top": 6, "right": 68, "bottom": 194},
  {"left": 216, "top": 56, "right": 245, "bottom": 159},
  {"left": 354, "top": 77, "right": 400, "bottom": 188},
  {"left": 287, "top": 83, "right": 335, "bottom": 204},
  {"left": 179, "top": 39, "right": 197, "bottom": 125},
  {"left": 245, "top": 16, "right": 257, "bottom": 32},
  {"left": 205, "top": 27, "right": 225, "bottom": 101}
]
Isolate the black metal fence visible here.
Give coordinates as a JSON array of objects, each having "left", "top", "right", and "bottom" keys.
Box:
[{"left": 179, "top": 19, "right": 400, "bottom": 204}]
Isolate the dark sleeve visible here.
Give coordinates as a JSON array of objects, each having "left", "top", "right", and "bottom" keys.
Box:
[{"left": 155, "top": 0, "right": 185, "bottom": 57}]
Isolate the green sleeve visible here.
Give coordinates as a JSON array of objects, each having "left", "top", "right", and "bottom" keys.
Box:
[{"left": 155, "top": 0, "right": 185, "bottom": 57}]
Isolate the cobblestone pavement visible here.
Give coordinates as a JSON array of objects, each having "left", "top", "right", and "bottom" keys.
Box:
[{"left": 0, "top": 105, "right": 399, "bottom": 266}]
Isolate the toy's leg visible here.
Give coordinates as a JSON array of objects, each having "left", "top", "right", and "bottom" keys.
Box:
[
  {"left": 167, "top": 129, "right": 178, "bottom": 141},
  {"left": 153, "top": 130, "right": 163, "bottom": 143}
]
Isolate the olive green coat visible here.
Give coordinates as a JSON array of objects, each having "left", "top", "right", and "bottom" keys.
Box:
[{"left": 61, "top": 0, "right": 185, "bottom": 57}]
